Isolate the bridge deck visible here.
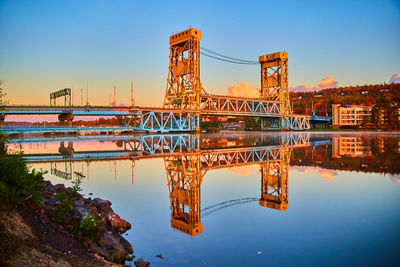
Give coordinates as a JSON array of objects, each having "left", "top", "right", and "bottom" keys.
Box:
[
  {"left": 3, "top": 97, "right": 310, "bottom": 118},
  {"left": 2, "top": 95, "right": 311, "bottom": 133}
]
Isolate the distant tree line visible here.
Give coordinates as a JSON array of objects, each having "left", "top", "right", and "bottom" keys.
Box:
[
  {"left": 290, "top": 82, "right": 400, "bottom": 118},
  {"left": 290, "top": 82, "right": 400, "bottom": 129},
  {"left": 292, "top": 136, "right": 400, "bottom": 175}
]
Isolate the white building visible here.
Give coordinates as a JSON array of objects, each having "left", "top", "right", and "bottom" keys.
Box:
[{"left": 332, "top": 104, "right": 372, "bottom": 128}]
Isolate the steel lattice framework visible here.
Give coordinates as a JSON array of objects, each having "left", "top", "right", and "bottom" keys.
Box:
[
  {"left": 50, "top": 88, "right": 71, "bottom": 107},
  {"left": 259, "top": 52, "right": 291, "bottom": 115},
  {"left": 161, "top": 28, "right": 309, "bottom": 131},
  {"left": 164, "top": 28, "right": 203, "bottom": 111},
  {"left": 200, "top": 94, "right": 282, "bottom": 116}
]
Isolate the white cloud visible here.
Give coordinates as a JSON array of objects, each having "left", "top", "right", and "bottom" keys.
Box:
[
  {"left": 226, "top": 81, "right": 259, "bottom": 98},
  {"left": 228, "top": 165, "right": 259, "bottom": 177},
  {"left": 388, "top": 74, "right": 400, "bottom": 84},
  {"left": 389, "top": 174, "right": 400, "bottom": 183},
  {"left": 291, "top": 166, "right": 337, "bottom": 181},
  {"left": 290, "top": 76, "right": 338, "bottom": 92}
]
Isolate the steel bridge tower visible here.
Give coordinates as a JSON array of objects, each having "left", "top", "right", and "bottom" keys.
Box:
[
  {"left": 259, "top": 52, "right": 294, "bottom": 130},
  {"left": 259, "top": 52, "right": 291, "bottom": 114},
  {"left": 164, "top": 28, "right": 203, "bottom": 111}
]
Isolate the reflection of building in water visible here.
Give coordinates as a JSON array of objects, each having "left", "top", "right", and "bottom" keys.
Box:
[
  {"left": 332, "top": 104, "right": 372, "bottom": 128},
  {"left": 332, "top": 136, "right": 371, "bottom": 158}
]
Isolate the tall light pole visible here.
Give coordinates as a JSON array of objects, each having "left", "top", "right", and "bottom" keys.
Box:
[
  {"left": 86, "top": 81, "right": 89, "bottom": 106},
  {"left": 131, "top": 82, "right": 135, "bottom": 107}
]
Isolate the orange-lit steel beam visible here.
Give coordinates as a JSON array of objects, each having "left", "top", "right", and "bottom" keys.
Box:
[
  {"left": 259, "top": 52, "right": 290, "bottom": 115},
  {"left": 164, "top": 28, "right": 203, "bottom": 111}
]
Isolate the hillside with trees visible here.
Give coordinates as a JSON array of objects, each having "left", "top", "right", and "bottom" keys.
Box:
[
  {"left": 290, "top": 82, "right": 400, "bottom": 129},
  {"left": 290, "top": 82, "right": 400, "bottom": 115}
]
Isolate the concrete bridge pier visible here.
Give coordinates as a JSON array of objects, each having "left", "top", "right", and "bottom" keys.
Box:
[
  {"left": 58, "top": 112, "right": 74, "bottom": 126},
  {"left": 58, "top": 141, "right": 74, "bottom": 155}
]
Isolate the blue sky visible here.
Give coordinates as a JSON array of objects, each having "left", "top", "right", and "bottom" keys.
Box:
[{"left": 0, "top": 0, "right": 399, "bottom": 106}]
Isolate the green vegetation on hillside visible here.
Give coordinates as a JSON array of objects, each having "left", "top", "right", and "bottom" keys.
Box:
[
  {"left": 290, "top": 82, "right": 400, "bottom": 117},
  {"left": 291, "top": 82, "right": 400, "bottom": 129}
]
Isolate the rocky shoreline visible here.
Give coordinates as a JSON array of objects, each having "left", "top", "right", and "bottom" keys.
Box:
[{"left": 0, "top": 180, "right": 142, "bottom": 266}]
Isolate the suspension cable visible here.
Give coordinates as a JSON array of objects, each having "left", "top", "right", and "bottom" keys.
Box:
[
  {"left": 200, "top": 46, "right": 259, "bottom": 65},
  {"left": 200, "top": 47, "right": 259, "bottom": 64},
  {"left": 200, "top": 51, "right": 258, "bottom": 65}
]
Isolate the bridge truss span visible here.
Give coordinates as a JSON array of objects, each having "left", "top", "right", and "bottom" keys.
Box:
[
  {"left": 200, "top": 94, "right": 283, "bottom": 117},
  {"left": 136, "top": 110, "right": 199, "bottom": 132},
  {"left": 284, "top": 115, "right": 311, "bottom": 130}
]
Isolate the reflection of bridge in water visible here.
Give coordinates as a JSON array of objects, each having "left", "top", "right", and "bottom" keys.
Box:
[
  {"left": 17, "top": 133, "right": 318, "bottom": 236},
  {"left": 164, "top": 145, "right": 293, "bottom": 236}
]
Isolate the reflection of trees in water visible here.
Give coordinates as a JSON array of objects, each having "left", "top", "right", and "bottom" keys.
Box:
[{"left": 292, "top": 135, "right": 400, "bottom": 175}]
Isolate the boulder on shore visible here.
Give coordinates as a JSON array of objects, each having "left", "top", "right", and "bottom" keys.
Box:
[{"left": 26, "top": 181, "right": 135, "bottom": 265}]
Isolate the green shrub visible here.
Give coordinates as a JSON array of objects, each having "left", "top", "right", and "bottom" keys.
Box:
[
  {"left": 54, "top": 174, "right": 84, "bottom": 223},
  {"left": 0, "top": 150, "right": 45, "bottom": 207},
  {"left": 79, "top": 214, "right": 102, "bottom": 240},
  {"left": 70, "top": 175, "right": 83, "bottom": 196},
  {"left": 54, "top": 190, "right": 71, "bottom": 223}
]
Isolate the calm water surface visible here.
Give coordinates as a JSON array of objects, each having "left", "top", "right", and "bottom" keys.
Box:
[{"left": 11, "top": 132, "right": 400, "bottom": 266}]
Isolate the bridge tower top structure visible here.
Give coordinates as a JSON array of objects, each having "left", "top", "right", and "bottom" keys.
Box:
[
  {"left": 163, "top": 28, "right": 204, "bottom": 111},
  {"left": 259, "top": 52, "right": 291, "bottom": 115},
  {"left": 50, "top": 88, "right": 72, "bottom": 107}
]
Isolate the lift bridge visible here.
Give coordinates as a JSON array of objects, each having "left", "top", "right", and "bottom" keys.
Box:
[
  {"left": 20, "top": 132, "right": 318, "bottom": 236},
  {"left": 1, "top": 28, "right": 310, "bottom": 135}
]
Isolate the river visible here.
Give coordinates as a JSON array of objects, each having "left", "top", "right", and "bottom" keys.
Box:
[{"left": 9, "top": 131, "right": 400, "bottom": 266}]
